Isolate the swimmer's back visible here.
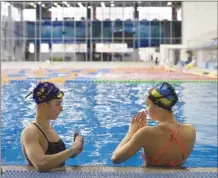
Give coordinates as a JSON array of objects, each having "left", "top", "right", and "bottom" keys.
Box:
[{"left": 142, "top": 123, "right": 196, "bottom": 166}]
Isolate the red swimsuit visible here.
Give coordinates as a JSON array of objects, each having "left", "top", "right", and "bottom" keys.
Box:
[{"left": 142, "top": 125, "right": 189, "bottom": 167}]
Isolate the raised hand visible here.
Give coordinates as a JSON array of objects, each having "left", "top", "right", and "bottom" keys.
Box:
[
  {"left": 71, "top": 133, "right": 84, "bottom": 158},
  {"left": 128, "top": 110, "right": 147, "bottom": 135}
]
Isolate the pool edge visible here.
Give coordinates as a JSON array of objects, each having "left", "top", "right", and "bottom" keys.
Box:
[{"left": 1, "top": 165, "right": 217, "bottom": 173}]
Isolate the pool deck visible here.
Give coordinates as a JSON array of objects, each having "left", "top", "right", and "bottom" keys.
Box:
[
  {"left": 1, "top": 165, "right": 217, "bottom": 173},
  {"left": 1, "top": 62, "right": 217, "bottom": 84}
]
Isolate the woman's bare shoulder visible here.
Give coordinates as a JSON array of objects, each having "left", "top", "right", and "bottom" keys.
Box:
[
  {"left": 21, "top": 123, "right": 39, "bottom": 139},
  {"left": 140, "top": 126, "right": 164, "bottom": 136},
  {"left": 182, "top": 123, "right": 196, "bottom": 132}
]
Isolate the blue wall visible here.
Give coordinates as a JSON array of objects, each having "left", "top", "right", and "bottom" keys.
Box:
[{"left": 23, "top": 20, "right": 181, "bottom": 47}]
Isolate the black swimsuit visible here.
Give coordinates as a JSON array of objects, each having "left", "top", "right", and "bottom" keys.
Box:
[{"left": 26, "top": 123, "right": 66, "bottom": 166}]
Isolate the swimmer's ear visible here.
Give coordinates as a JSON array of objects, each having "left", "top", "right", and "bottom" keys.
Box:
[
  {"left": 154, "top": 104, "right": 160, "bottom": 109},
  {"left": 43, "top": 102, "right": 49, "bottom": 108}
]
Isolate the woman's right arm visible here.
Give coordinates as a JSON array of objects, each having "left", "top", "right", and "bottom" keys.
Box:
[{"left": 22, "top": 129, "right": 82, "bottom": 172}]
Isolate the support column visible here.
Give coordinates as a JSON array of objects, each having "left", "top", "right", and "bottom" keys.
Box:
[
  {"left": 134, "top": 3, "right": 139, "bottom": 57},
  {"left": 8, "top": 4, "right": 14, "bottom": 61},
  {"left": 36, "top": 4, "right": 40, "bottom": 61},
  {"left": 87, "top": 3, "right": 91, "bottom": 61},
  {"left": 134, "top": 2, "right": 139, "bottom": 19},
  {"left": 93, "top": 5, "right": 96, "bottom": 20},
  {"left": 172, "top": 7, "right": 177, "bottom": 20}
]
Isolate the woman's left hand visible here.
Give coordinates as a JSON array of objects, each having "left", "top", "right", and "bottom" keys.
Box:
[{"left": 128, "top": 110, "right": 147, "bottom": 136}]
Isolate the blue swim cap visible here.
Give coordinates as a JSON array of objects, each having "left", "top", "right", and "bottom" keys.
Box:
[
  {"left": 25, "top": 82, "right": 64, "bottom": 105},
  {"left": 147, "top": 82, "right": 178, "bottom": 111}
]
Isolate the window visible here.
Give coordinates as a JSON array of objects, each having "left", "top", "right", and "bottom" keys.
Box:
[
  {"left": 1, "top": 2, "right": 10, "bottom": 17},
  {"left": 40, "top": 43, "right": 49, "bottom": 53},
  {"left": 29, "top": 43, "right": 34, "bottom": 53},
  {"left": 11, "top": 6, "right": 21, "bottom": 21},
  {"left": 96, "top": 7, "right": 134, "bottom": 21},
  {"left": 96, "top": 43, "right": 128, "bottom": 52},
  {"left": 138, "top": 7, "right": 172, "bottom": 21},
  {"left": 177, "top": 8, "right": 182, "bottom": 21},
  {"left": 51, "top": 7, "right": 87, "bottom": 21},
  {"left": 23, "top": 9, "right": 36, "bottom": 21},
  {"left": 52, "top": 44, "right": 87, "bottom": 52}
]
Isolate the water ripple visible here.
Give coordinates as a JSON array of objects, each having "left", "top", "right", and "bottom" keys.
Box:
[{"left": 1, "top": 82, "right": 217, "bottom": 167}]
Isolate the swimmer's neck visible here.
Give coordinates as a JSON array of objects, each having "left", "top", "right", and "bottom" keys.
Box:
[
  {"left": 157, "top": 112, "right": 177, "bottom": 124},
  {"left": 35, "top": 114, "right": 51, "bottom": 129}
]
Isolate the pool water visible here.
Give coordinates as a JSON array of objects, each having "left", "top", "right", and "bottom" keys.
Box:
[{"left": 1, "top": 81, "right": 217, "bottom": 167}]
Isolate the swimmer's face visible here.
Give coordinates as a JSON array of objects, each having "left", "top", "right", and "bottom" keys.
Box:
[{"left": 44, "top": 98, "right": 63, "bottom": 120}]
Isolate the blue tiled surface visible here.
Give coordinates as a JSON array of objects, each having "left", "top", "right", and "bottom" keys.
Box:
[{"left": 2, "top": 171, "right": 218, "bottom": 178}]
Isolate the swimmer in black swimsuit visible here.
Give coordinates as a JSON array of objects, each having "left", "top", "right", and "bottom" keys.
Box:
[{"left": 21, "top": 82, "right": 83, "bottom": 171}]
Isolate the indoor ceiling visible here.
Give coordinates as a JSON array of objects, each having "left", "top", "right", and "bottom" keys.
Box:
[{"left": 5, "top": 1, "right": 181, "bottom": 9}]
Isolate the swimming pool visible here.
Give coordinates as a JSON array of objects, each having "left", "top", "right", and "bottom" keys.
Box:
[{"left": 1, "top": 81, "right": 217, "bottom": 167}]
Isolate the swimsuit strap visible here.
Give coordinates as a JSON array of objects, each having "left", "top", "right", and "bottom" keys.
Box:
[{"left": 32, "top": 123, "right": 50, "bottom": 142}]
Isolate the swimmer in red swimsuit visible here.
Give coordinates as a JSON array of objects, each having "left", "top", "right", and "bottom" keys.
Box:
[{"left": 112, "top": 82, "right": 196, "bottom": 167}]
